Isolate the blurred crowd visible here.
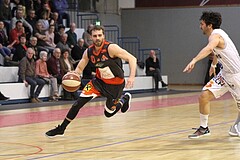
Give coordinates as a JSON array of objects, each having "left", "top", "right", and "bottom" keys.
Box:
[{"left": 0, "top": 0, "right": 96, "bottom": 102}]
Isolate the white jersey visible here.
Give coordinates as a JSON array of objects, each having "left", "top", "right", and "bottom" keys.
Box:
[{"left": 211, "top": 29, "right": 240, "bottom": 74}]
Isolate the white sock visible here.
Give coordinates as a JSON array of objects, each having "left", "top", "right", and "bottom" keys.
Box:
[{"left": 200, "top": 113, "right": 209, "bottom": 128}]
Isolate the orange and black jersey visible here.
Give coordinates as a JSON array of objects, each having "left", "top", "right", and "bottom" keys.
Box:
[{"left": 87, "top": 40, "right": 124, "bottom": 85}]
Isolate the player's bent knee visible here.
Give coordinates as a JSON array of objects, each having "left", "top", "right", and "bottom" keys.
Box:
[{"left": 199, "top": 90, "right": 214, "bottom": 102}]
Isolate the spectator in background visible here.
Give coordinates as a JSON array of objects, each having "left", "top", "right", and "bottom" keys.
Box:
[
  {"left": 36, "top": 0, "right": 51, "bottom": 20},
  {"left": 59, "top": 49, "right": 78, "bottom": 100},
  {"left": 12, "top": 34, "right": 27, "bottom": 63},
  {"left": 145, "top": 50, "right": 168, "bottom": 92},
  {"left": 71, "top": 38, "right": 86, "bottom": 67},
  {"left": 11, "top": 9, "right": 32, "bottom": 39},
  {"left": 11, "top": 2, "right": 26, "bottom": 18},
  {"left": 0, "top": 21, "right": 9, "bottom": 45},
  {"left": 82, "top": 23, "right": 93, "bottom": 47},
  {"left": 9, "top": 20, "right": 24, "bottom": 47},
  {"left": 35, "top": 51, "right": 60, "bottom": 101},
  {"left": 0, "top": 21, "right": 12, "bottom": 61},
  {"left": 27, "top": 36, "right": 42, "bottom": 60},
  {"left": 66, "top": 22, "right": 77, "bottom": 49},
  {"left": 0, "top": 43, "right": 11, "bottom": 61},
  {"left": 52, "top": 0, "right": 70, "bottom": 27},
  {"left": 34, "top": 21, "right": 54, "bottom": 53},
  {"left": 56, "top": 33, "right": 71, "bottom": 53},
  {"left": 54, "top": 24, "right": 65, "bottom": 44},
  {"left": 18, "top": 48, "right": 45, "bottom": 103},
  {"left": 50, "top": 12, "right": 59, "bottom": 33},
  {"left": 45, "top": 24, "right": 56, "bottom": 48},
  {"left": 25, "top": 9, "right": 37, "bottom": 32},
  {"left": 38, "top": 10, "right": 50, "bottom": 32},
  {"left": 25, "top": 0, "right": 41, "bottom": 16},
  {"left": 47, "top": 47, "right": 63, "bottom": 84},
  {"left": 0, "top": 0, "right": 12, "bottom": 34}
]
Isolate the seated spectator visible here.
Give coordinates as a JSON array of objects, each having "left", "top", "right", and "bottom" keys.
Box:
[
  {"left": 145, "top": 50, "right": 168, "bottom": 92},
  {"left": 0, "top": 21, "right": 12, "bottom": 61},
  {"left": 11, "top": 1, "right": 26, "bottom": 17},
  {"left": 71, "top": 38, "right": 86, "bottom": 67},
  {"left": 49, "top": 12, "right": 59, "bottom": 33},
  {"left": 52, "top": 0, "right": 70, "bottom": 27},
  {"left": 34, "top": 21, "right": 54, "bottom": 53},
  {"left": 25, "top": 9, "right": 37, "bottom": 33},
  {"left": 82, "top": 24, "right": 93, "bottom": 48},
  {"left": 38, "top": 10, "right": 50, "bottom": 32},
  {"left": 54, "top": 24, "right": 65, "bottom": 44},
  {"left": 66, "top": 22, "right": 77, "bottom": 49},
  {"left": 47, "top": 47, "right": 63, "bottom": 84},
  {"left": 45, "top": 24, "right": 56, "bottom": 48},
  {"left": 12, "top": 34, "right": 27, "bottom": 63},
  {"left": 9, "top": 20, "right": 24, "bottom": 47},
  {"left": 0, "top": 43, "right": 11, "bottom": 60},
  {"left": 18, "top": 48, "right": 45, "bottom": 103},
  {"left": 27, "top": 36, "right": 39, "bottom": 60},
  {"left": 56, "top": 33, "right": 71, "bottom": 53},
  {"left": 36, "top": 0, "right": 51, "bottom": 20},
  {"left": 0, "top": 0, "right": 12, "bottom": 34},
  {"left": 25, "top": 0, "right": 41, "bottom": 16},
  {"left": 59, "top": 49, "right": 78, "bottom": 100},
  {"left": 11, "top": 9, "right": 32, "bottom": 39},
  {"left": 35, "top": 51, "right": 60, "bottom": 101}
]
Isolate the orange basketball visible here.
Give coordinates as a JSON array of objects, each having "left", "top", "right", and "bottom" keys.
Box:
[{"left": 62, "top": 72, "right": 81, "bottom": 92}]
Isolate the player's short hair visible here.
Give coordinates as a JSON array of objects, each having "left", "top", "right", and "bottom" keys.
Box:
[
  {"left": 90, "top": 25, "right": 105, "bottom": 35},
  {"left": 200, "top": 11, "right": 222, "bottom": 29}
]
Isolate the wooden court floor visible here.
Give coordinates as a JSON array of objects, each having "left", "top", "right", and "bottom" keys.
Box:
[{"left": 0, "top": 86, "right": 240, "bottom": 160}]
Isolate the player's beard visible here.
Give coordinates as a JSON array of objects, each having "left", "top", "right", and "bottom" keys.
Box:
[{"left": 94, "top": 39, "right": 103, "bottom": 47}]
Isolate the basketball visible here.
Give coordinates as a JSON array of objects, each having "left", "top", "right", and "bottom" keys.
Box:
[{"left": 62, "top": 72, "right": 81, "bottom": 92}]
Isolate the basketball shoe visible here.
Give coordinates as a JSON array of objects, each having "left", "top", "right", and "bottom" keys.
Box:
[
  {"left": 121, "top": 92, "right": 132, "bottom": 113},
  {"left": 104, "top": 103, "right": 121, "bottom": 118},
  {"left": 45, "top": 125, "right": 65, "bottom": 138},
  {"left": 104, "top": 92, "right": 132, "bottom": 118},
  {"left": 229, "top": 122, "right": 240, "bottom": 137},
  {"left": 188, "top": 126, "right": 211, "bottom": 139}
]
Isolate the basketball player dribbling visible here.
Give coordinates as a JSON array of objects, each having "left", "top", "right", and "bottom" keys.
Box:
[
  {"left": 45, "top": 25, "right": 137, "bottom": 138},
  {"left": 183, "top": 11, "right": 240, "bottom": 139}
]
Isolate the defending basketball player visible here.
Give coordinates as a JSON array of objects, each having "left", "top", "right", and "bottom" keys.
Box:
[
  {"left": 45, "top": 25, "right": 137, "bottom": 138},
  {"left": 183, "top": 11, "right": 240, "bottom": 139}
]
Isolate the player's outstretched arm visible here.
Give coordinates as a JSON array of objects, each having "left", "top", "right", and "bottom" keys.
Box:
[{"left": 183, "top": 34, "right": 220, "bottom": 73}]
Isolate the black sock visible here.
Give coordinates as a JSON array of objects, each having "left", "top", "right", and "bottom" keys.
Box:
[{"left": 61, "top": 118, "right": 71, "bottom": 130}]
